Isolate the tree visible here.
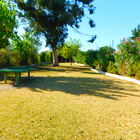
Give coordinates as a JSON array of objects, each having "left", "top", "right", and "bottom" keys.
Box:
[
  {"left": 59, "top": 39, "right": 81, "bottom": 65},
  {"left": 74, "top": 50, "right": 86, "bottom": 64},
  {"left": 12, "top": 32, "right": 41, "bottom": 65},
  {"left": 115, "top": 41, "right": 140, "bottom": 75},
  {"left": 131, "top": 24, "right": 140, "bottom": 40},
  {"left": 85, "top": 50, "right": 98, "bottom": 67},
  {"left": 0, "top": 0, "right": 17, "bottom": 48},
  {"left": 40, "top": 52, "right": 46, "bottom": 63},
  {"left": 13, "top": 0, "right": 96, "bottom": 66},
  {"left": 97, "top": 46, "right": 115, "bottom": 71}
]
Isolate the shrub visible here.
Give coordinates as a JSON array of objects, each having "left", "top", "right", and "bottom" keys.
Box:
[
  {"left": 85, "top": 50, "right": 98, "bottom": 67},
  {"left": 131, "top": 62, "right": 140, "bottom": 79},
  {"left": 0, "top": 49, "right": 21, "bottom": 67},
  {"left": 9, "top": 51, "right": 21, "bottom": 66},
  {"left": 97, "top": 46, "right": 115, "bottom": 72},
  {"left": 107, "top": 61, "right": 118, "bottom": 74},
  {"left": 40, "top": 52, "right": 46, "bottom": 62},
  {"left": 74, "top": 50, "right": 86, "bottom": 64},
  {"left": 46, "top": 51, "right": 52, "bottom": 62}
]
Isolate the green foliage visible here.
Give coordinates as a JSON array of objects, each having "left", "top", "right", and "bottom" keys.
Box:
[
  {"left": 45, "top": 51, "right": 52, "bottom": 62},
  {"left": 84, "top": 46, "right": 115, "bottom": 72},
  {"left": 8, "top": 50, "right": 21, "bottom": 66},
  {"left": 134, "top": 62, "right": 140, "bottom": 79},
  {"left": 14, "top": 0, "right": 96, "bottom": 66},
  {"left": 59, "top": 39, "right": 81, "bottom": 64},
  {"left": 107, "top": 61, "right": 118, "bottom": 74},
  {"left": 97, "top": 46, "right": 115, "bottom": 71},
  {"left": 85, "top": 50, "right": 98, "bottom": 67},
  {"left": 0, "top": 0, "right": 17, "bottom": 48},
  {"left": 0, "top": 48, "right": 9, "bottom": 66},
  {"left": 115, "top": 41, "right": 140, "bottom": 76},
  {"left": 0, "top": 48, "right": 21, "bottom": 67},
  {"left": 12, "top": 32, "right": 41, "bottom": 65},
  {"left": 40, "top": 52, "right": 46, "bottom": 62},
  {"left": 74, "top": 50, "right": 86, "bottom": 64},
  {"left": 131, "top": 24, "right": 140, "bottom": 39},
  {"left": 39, "top": 51, "right": 52, "bottom": 62}
]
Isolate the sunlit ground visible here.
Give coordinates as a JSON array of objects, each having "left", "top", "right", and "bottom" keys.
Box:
[{"left": 0, "top": 63, "right": 140, "bottom": 140}]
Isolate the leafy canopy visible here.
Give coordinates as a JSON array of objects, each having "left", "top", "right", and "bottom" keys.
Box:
[
  {"left": 12, "top": 32, "right": 41, "bottom": 65},
  {"left": 131, "top": 24, "right": 140, "bottom": 40},
  {"left": 97, "top": 46, "right": 115, "bottom": 71},
  {"left": 13, "top": 0, "right": 96, "bottom": 48},
  {"left": 59, "top": 39, "right": 81, "bottom": 62},
  {"left": 0, "top": 0, "right": 17, "bottom": 48}
]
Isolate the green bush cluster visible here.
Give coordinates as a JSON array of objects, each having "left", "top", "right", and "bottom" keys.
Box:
[
  {"left": 114, "top": 41, "right": 140, "bottom": 78},
  {"left": 73, "top": 42, "right": 140, "bottom": 80},
  {"left": 79, "top": 46, "right": 115, "bottom": 71},
  {"left": 0, "top": 49, "right": 21, "bottom": 67},
  {"left": 39, "top": 51, "right": 52, "bottom": 63},
  {"left": 0, "top": 48, "right": 39, "bottom": 67}
]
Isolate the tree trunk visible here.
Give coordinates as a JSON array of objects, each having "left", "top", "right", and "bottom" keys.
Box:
[
  {"left": 69, "top": 58, "right": 72, "bottom": 66},
  {"left": 52, "top": 47, "right": 59, "bottom": 66}
]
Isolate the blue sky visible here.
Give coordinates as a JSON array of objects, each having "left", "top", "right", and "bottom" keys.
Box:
[
  {"left": 18, "top": 0, "right": 140, "bottom": 52},
  {"left": 67, "top": 0, "right": 140, "bottom": 51}
]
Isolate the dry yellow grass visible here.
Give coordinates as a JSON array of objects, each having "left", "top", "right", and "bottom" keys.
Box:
[{"left": 0, "top": 63, "right": 140, "bottom": 140}]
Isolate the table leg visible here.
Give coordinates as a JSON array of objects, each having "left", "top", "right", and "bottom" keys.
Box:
[
  {"left": 4, "top": 72, "right": 7, "bottom": 84},
  {"left": 15, "top": 72, "right": 19, "bottom": 85},
  {"left": 28, "top": 70, "right": 30, "bottom": 78},
  {"left": 19, "top": 72, "right": 21, "bottom": 80}
]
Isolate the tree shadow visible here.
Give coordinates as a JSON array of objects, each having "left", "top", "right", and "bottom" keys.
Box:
[
  {"left": 15, "top": 75, "right": 140, "bottom": 100},
  {"left": 37, "top": 65, "right": 90, "bottom": 73},
  {"left": 1, "top": 65, "right": 139, "bottom": 100}
]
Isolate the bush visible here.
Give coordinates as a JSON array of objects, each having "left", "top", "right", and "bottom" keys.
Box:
[
  {"left": 9, "top": 51, "right": 21, "bottom": 66},
  {"left": 85, "top": 50, "right": 98, "bottom": 67},
  {"left": 0, "top": 49, "right": 21, "bottom": 67},
  {"left": 74, "top": 50, "right": 86, "bottom": 64},
  {"left": 46, "top": 51, "right": 52, "bottom": 62},
  {"left": 97, "top": 46, "right": 115, "bottom": 72},
  {"left": 130, "top": 62, "right": 140, "bottom": 79},
  {"left": 40, "top": 52, "right": 46, "bottom": 62},
  {"left": 0, "top": 48, "right": 10, "bottom": 67},
  {"left": 107, "top": 61, "right": 118, "bottom": 74}
]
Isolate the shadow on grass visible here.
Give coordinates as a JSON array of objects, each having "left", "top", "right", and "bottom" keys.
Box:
[
  {"left": 15, "top": 74, "right": 140, "bottom": 100},
  {"left": 1, "top": 65, "right": 139, "bottom": 100},
  {"left": 37, "top": 65, "right": 91, "bottom": 73}
]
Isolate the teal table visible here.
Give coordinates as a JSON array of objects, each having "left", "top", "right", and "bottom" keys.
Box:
[{"left": 0, "top": 67, "right": 36, "bottom": 85}]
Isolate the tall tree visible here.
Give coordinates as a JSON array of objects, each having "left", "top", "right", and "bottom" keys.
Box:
[
  {"left": 0, "top": 0, "right": 17, "bottom": 48},
  {"left": 12, "top": 32, "right": 41, "bottom": 65},
  {"left": 59, "top": 39, "right": 81, "bottom": 65},
  {"left": 97, "top": 46, "right": 115, "bottom": 71},
  {"left": 13, "top": 0, "right": 96, "bottom": 66},
  {"left": 131, "top": 24, "right": 140, "bottom": 40},
  {"left": 85, "top": 49, "right": 98, "bottom": 67},
  {"left": 115, "top": 41, "right": 140, "bottom": 75}
]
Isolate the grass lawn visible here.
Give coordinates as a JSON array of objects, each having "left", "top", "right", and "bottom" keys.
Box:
[{"left": 0, "top": 63, "right": 140, "bottom": 140}]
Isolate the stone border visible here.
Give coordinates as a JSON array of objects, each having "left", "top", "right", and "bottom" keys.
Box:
[
  {"left": 90, "top": 68, "right": 140, "bottom": 85},
  {"left": 75, "top": 63, "right": 140, "bottom": 85}
]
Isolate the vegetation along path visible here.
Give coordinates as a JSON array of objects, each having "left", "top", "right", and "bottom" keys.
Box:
[{"left": 0, "top": 63, "right": 140, "bottom": 140}]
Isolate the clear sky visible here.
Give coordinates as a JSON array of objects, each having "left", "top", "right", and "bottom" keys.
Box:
[
  {"left": 66, "top": 0, "right": 140, "bottom": 51},
  {"left": 18, "top": 0, "right": 140, "bottom": 52}
]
